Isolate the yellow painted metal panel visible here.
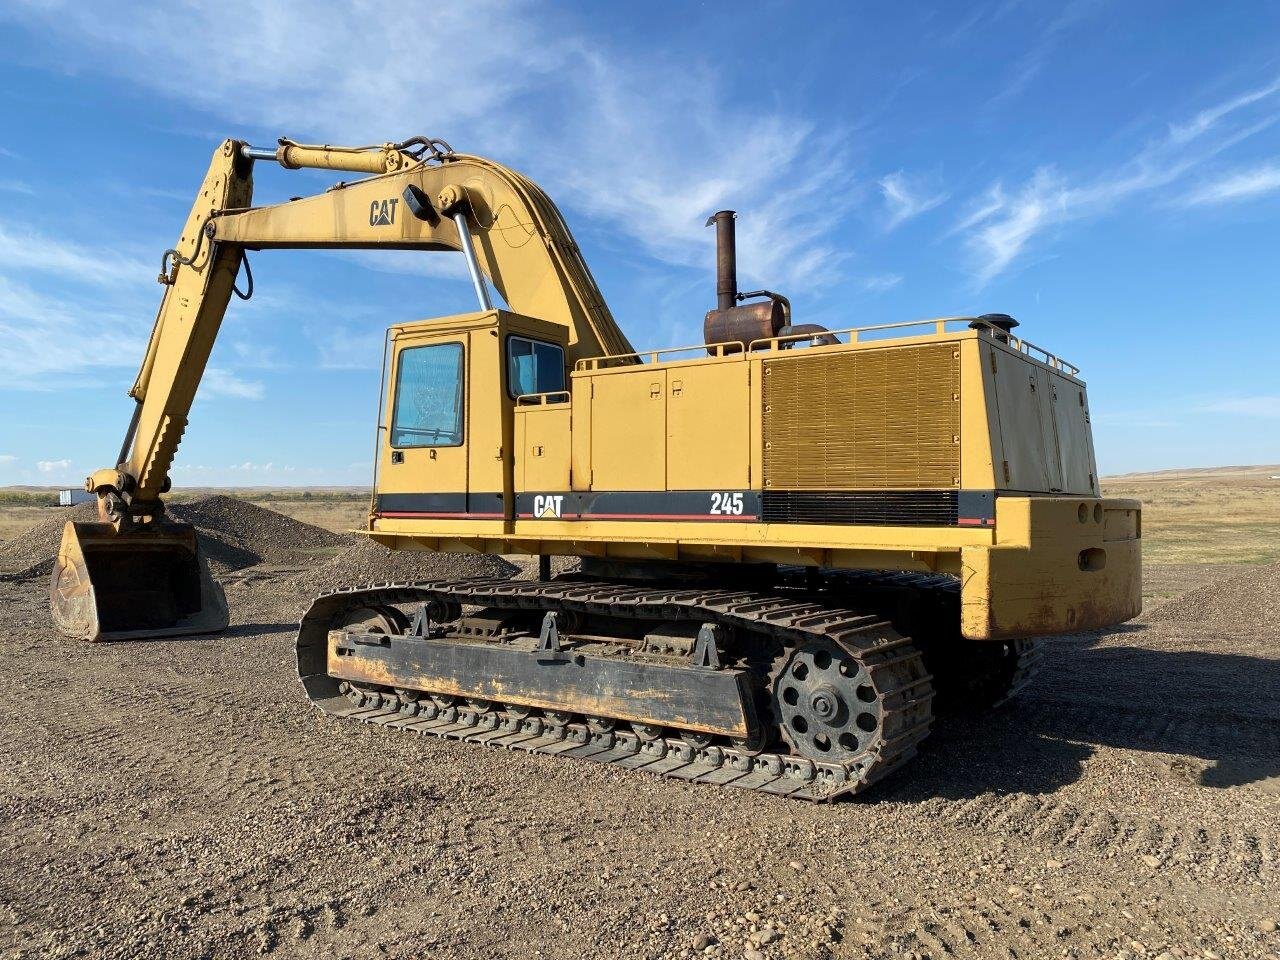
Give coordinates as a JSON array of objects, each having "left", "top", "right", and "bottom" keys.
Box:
[
  {"left": 590, "top": 369, "right": 667, "bottom": 490},
  {"left": 467, "top": 327, "right": 509, "bottom": 504},
  {"left": 960, "top": 496, "right": 1141, "bottom": 639},
  {"left": 515, "top": 404, "right": 572, "bottom": 492},
  {"left": 762, "top": 343, "right": 961, "bottom": 489},
  {"left": 666, "top": 362, "right": 750, "bottom": 490},
  {"left": 959, "top": 341, "right": 1000, "bottom": 489},
  {"left": 571, "top": 373, "right": 592, "bottom": 492},
  {"left": 748, "top": 357, "right": 764, "bottom": 490}
]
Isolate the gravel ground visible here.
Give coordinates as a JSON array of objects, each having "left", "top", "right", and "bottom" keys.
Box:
[
  {"left": 1143, "top": 561, "right": 1280, "bottom": 631},
  {"left": 285, "top": 537, "right": 517, "bottom": 597},
  {"left": 1, "top": 505, "right": 1278, "bottom": 960}
]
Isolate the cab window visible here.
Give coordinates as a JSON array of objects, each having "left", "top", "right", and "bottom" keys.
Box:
[
  {"left": 390, "top": 342, "right": 464, "bottom": 447},
  {"left": 507, "top": 336, "right": 566, "bottom": 397}
]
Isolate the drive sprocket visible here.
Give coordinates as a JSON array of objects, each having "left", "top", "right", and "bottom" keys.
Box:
[{"left": 772, "top": 637, "right": 883, "bottom": 763}]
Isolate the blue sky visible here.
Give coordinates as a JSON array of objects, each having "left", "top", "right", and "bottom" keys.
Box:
[{"left": 1, "top": 1, "right": 1278, "bottom": 488}]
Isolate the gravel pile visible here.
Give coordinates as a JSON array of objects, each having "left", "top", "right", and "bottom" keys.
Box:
[
  {"left": 0, "top": 502, "right": 98, "bottom": 576},
  {"left": 167, "top": 495, "right": 347, "bottom": 573},
  {"left": 0, "top": 495, "right": 345, "bottom": 579},
  {"left": 1144, "top": 560, "right": 1280, "bottom": 632},
  {"left": 286, "top": 536, "right": 517, "bottom": 595}
]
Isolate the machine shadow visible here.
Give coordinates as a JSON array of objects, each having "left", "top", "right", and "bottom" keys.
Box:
[{"left": 876, "top": 629, "right": 1280, "bottom": 803}]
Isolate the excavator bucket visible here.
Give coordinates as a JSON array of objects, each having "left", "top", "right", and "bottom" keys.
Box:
[{"left": 49, "top": 521, "right": 228, "bottom": 642}]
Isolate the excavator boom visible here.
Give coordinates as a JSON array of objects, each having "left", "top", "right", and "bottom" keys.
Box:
[{"left": 53, "top": 136, "right": 632, "bottom": 640}]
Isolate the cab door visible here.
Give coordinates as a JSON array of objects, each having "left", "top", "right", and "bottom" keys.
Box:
[{"left": 376, "top": 333, "right": 470, "bottom": 515}]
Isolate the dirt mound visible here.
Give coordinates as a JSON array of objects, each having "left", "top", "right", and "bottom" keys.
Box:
[
  {"left": 0, "top": 495, "right": 345, "bottom": 579},
  {"left": 1144, "top": 561, "right": 1280, "bottom": 632},
  {"left": 167, "top": 496, "right": 346, "bottom": 571},
  {"left": 0, "top": 502, "right": 98, "bottom": 577},
  {"left": 287, "top": 536, "right": 517, "bottom": 595}
]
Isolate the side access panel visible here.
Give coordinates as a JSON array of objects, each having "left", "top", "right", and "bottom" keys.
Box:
[
  {"left": 991, "top": 351, "right": 1059, "bottom": 493},
  {"left": 589, "top": 370, "right": 667, "bottom": 490},
  {"left": 666, "top": 363, "right": 751, "bottom": 490},
  {"left": 1049, "top": 373, "right": 1098, "bottom": 495},
  {"left": 515, "top": 403, "right": 572, "bottom": 493}
]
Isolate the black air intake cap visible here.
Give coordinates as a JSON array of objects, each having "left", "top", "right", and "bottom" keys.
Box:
[{"left": 971, "top": 313, "right": 1019, "bottom": 334}]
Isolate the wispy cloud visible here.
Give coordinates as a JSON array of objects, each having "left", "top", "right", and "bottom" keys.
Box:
[
  {"left": 334, "top": 250, "right": 470, "bottom": 282},
  {"left": 0, "top": 218, "right": 284, "bottom": 394},
  {"left": 0, "top": 178, "right": 33, "bottom": 195},
  {"left": 0, "top": 223, "right": 151, "bottom": 286},
  {"left": 0, "top": 273, "right": 147, "bottom": 388},
  {"left": 226, "top": 461, "right": 295, "bottom": 474},
  {"left": 955, "top": 74, "right": 1280, "bottom": 285},
  {"left": 860, "top": 274, "right": 903, "bottom": 293},
  {"left": 0, "top": 454, "right": 17, "bottom": 464},
  {"left": 1168, "top": 77, "right": 1280, "bottom": 144},
  {"left": 312, "top": 326, "right": 384, "bottom": 371},
  {"left": 1180, "top": 162, "right": 1280, "bottom": 205},
  {"left": 203, "top": 367, "right": 265, "bottom": 400},
  {"left": 4, "top": 1, "right": 860, "bottom": 295},
  {"left": 1197, "top": 395, "right": 1280, "bottom": 419},
  {"left": 957, "top": 170, "right": 1068, "bottom": 284},
  {"left": 228, "top": 341, "right": 285, "bottom": 370},
  {"left": 878, "top": 172, "right": 948, "bottom": 230},
  {"left": 37, "top": 458, "right": 72, "bottom": 472},
  {"left": 984, "top": 0, "right": 1111, "bottom": 108}
]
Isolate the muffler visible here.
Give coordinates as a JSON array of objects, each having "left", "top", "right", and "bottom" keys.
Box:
[{"left": 50, "top": 520, "right": 228, "bottom": 642}]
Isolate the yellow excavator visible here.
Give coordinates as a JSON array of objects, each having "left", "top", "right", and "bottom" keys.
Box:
[{"left": 50, "top": 136, "right": 1141, "bottom": 799}]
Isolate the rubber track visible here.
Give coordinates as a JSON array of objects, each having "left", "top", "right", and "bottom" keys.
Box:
[{"left": 296, "top": 577, "right": 935, "bottom": 801}]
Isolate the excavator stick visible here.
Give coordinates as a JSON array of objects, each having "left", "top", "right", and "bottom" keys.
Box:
[{"left": 50, "top": 520, "right": 228, "bottom": 642}]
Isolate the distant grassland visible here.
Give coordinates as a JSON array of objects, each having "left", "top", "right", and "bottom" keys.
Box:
[
  {"left": 4, "top": 469, "right": 1279, "bottom": 565},
  {"left": 0, "top": 488, "right": 371, "bottom": 542},
  {"left": 254, "top": 494, "right": 369, "bottom": 533},
  {"left": 1101, "top": 466, "right": 1280, "bottom": 565}
]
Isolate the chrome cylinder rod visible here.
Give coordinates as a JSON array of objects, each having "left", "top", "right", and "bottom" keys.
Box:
[
  {"left": 240, "top": 145, "right": 278, "bottom": 162},
  {"left": 453, "top": 210, "right": 493, "bottom": 311}
]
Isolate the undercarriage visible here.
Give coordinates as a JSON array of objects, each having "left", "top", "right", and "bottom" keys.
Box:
[{"left": 297, "top": 571, "right": 1041, "bottom": 800}]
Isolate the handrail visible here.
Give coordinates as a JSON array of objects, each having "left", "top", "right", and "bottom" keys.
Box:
[
  {"left": 573, "top": 315, "right": 1081, "bottom": 376},
  {"left": 574, "top": 340, "right": 745, "bottom": 371},
  {"left": 748, "top": 316, "right": 977, "bottom": 352},
  {"left": 1003, "top": 333, "right": 1079, "bottom": 376},
  {"left": 514, "top": 390, "right": 571, "bottom": 406}
]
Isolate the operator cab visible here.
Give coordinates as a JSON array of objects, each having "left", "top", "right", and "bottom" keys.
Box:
[{"left": 374, "top": 310, "right": 569, "bottom": 528}]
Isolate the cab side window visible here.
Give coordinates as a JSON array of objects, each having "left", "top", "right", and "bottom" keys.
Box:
[
  {"left": 391, "top": 342, "right": 464, "bottom": 447},
  {"left": 507, "top": 336, "right": 566, "bottom": 397}
]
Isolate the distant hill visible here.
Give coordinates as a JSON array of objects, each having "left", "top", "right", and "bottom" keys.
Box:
[{"left": 1103, "top": 464, "right": 1280, "bottom": 482}]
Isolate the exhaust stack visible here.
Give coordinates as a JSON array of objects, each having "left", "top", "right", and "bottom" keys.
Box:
[
  {"left": 703, "top": 210, "right": 834, "bottom": 352},
  {"left": 707, "top": 210, "right": 738, "bottom": 311}
]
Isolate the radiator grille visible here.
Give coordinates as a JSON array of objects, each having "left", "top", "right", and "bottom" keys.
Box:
[
  {"left": 762, "top": 490, "right": 959, "bottom": 526},
  {"left": 762, "top": 344, "right": 961, "bottom": 489}
]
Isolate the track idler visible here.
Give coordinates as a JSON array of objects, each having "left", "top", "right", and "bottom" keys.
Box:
[{"left": 50, "top": 519, "right": 228, "bottom": 642}]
